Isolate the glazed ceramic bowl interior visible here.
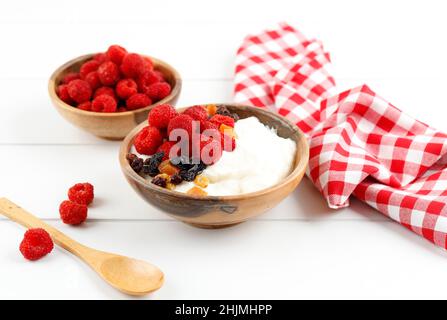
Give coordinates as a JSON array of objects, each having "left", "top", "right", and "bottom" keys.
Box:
[
  {"left": 119, "top": 104, "right": 309, "bottom": 228},
  {"left": 49, "top": 53, "right": 182, "bottom": 140}
]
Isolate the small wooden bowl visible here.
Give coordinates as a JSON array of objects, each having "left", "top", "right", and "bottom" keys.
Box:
[
  {"left": 119, "top": 104, "right": 309, "bottom": 229},
  {"left": 49, "top": 54, "right": 182, "bottom": 140}
]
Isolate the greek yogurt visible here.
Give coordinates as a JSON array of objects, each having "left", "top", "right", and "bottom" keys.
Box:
[{"left": 174, "top": 116, "right": 296, "bottom": 196}]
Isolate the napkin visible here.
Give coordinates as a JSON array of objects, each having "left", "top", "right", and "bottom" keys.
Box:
[{"left": 234, "top": 23, "right": 447, "bottom": 249}]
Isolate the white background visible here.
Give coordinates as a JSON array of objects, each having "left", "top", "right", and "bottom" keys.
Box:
[{"left": 1, "top": 0, "right": 447, "bottom": 299}]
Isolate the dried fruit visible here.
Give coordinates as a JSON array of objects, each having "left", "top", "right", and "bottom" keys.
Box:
[
  {"left": 219, "top": 124, "right": 236, "bottom": 138},
  {"left": 19, "top": 228, "right": 54, "bottom": 261},
  {"left": 194, "top": 175, "right": 209, "bottom": 188},
  {"left": 67, "top": 79, "right": 92, "bottom": 103},
  {"left": 130, "top": 157, "right": 144, "bottom": 173},
  {"left": 170, "top": 173, "right": 183, "bottom": 185},
  {"left": 186, "top": 186, "right": 208, "bottom": 197},
  {"left": 68, "top": 182, "right": 94, "bottom": 205},
  {"left": 59, "top": 200, "right": 88, "bottom": 225},
  {"left": 142, "top": 152, "right": 164, "bottom": 176},
  {"left": 151, "top": 174, "right": 169, "bottom": 188},
  {"left": 179, "top": 162, "right": 207, "bottom": 181},
  {"left": 158, "top": 160, "right": 180, "bottom": 176},
  {"left": 148, "top": 104, "right": 178, "bottom": 129},
  {"left": 207, "top": 104, "right": 217, "bottom": 116}
]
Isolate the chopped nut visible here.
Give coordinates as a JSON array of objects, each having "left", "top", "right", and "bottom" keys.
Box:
[
  {"left": 194, "top": 175, "right": 209, "bottom": 188},
  {"left": 186, "top": 186, "right": 208, "bottom": 197}
]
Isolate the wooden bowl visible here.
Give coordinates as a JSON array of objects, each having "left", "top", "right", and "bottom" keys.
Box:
[
  {"left": 49, "top": 54, "right": 182, "bottom": 140},
  {"left": 119, "top": 104, "right": 309, "bottom": 228}
]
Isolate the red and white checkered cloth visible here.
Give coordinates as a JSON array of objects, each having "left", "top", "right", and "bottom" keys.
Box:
[{"left": 234, "top": 23, "right": 447, "bottom": 249}]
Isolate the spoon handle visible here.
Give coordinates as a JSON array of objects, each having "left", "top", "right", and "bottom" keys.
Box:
[{"left": 0, "top": 198, "right": 90, "bottom": 258}]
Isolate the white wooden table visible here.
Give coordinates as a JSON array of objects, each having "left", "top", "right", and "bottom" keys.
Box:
[{"left": 1, "top": 0, "right": 447, "bottom": 299}]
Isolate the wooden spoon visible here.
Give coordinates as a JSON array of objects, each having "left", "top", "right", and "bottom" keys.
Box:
[{"left": 0, "top": 198, "right": 164, "bottom": 296}]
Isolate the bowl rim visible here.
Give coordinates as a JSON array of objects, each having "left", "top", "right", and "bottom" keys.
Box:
[
  {"left": 48, "top": 53, "right": 182, "bottom": 117},
  {"left": 119, "top": 103, "right": 309, "bottom": 201}
]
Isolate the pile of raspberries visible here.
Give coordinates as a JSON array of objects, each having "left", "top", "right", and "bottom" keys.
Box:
[
  {"left": 133, "top": 104, "right": 238, "bottom": 166},
  {"left": 19, "top": 182, "right": 95, "bottom": 261},
  {"left": 56, "top": 45, "right": 172, "bottom": 113}
]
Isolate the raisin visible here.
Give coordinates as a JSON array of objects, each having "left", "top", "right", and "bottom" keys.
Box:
[
  {"left": 216, "top": 105, "right": 232, "bottom": 117},
  {"left": 170, "top": 173, "right": 183, "bottom": 185},
  {"left": 179, "top": 162, "right": 207, "bottom": 181},
  {"left": 130, "top": 157, "right": 143, "bottom": 173},
  {"left": 170, "top": 156, "right": 193, "bottom": 170},
  {"left": 126, "top": 153, "right": 137, "bottom": 163},
  {"left": 143, "top": 152, "right": 165, "bottom": 176},
  {"left": 151, "top": 176, "right": 167, "bottom": 188}
]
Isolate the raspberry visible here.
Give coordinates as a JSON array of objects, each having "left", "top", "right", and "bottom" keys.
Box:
[
  {"left": 221, "top": 133, "right": 236, "bottom": 152},
  {"left": 148, "top": 104, "right": 178, "bottom": 129},
  {"left": 143, "top": 56, "right": 154, "bottom": 70},
  {"left": 57, "top": 84, "right": 73, "bottom": 104},
  {"left": 116, "top": 78, "right": 138, "bottom": 100},
  {"left": 68, "top": 182, "right": 94, "bottom": 205},
  {"left": 167, "top": 114, "right": 194, "bottom": 138},
  {"left": 19, "top": 228, "right": 54, "bottom": 261},
  {"left": 93, "top": 52, "right": 108, "bottom": 63},
  {"left": 94, "top": 86, "right": 117, "bottom": 101},
  {"left": 157, "top": 141, "right": 177, "bottom": 161},
  {"left": 201, "top": 120, "right": 219, "bottom": 133},
  {"left": 92, "top": 94, "right": 117, "bottom": 112},
  {"left": 183, "top": 105, "right": 208, "bottom": 121},
  {"left": 97, "top": 61, "right": 120, "bottom": 86},
  {"left": 117, "top": 106, "right": 128, "bottom": 112},
  {"left": 120, "top": 53, "right": 146, "bottom": 78},
  {"left": 85, "top": 71, "right": 101, "bottom": 90},
  {"left": 126, "top": 93, "right": 151, "bottom": 110},
  {"left": 210, "top": 114, "right": 235, "bottom": 128},
  {"left": 59, "top": 200, "right": 88, "bottom": 225},
  {"left": 67, "top": 79, "right": 92, "bottom": 103},
  {"left": 106, "top": 45, "right": 127, "bottom": 65},
  {"left": 199, "top": 136, "right": 222, "bottom": 165},
  {"left": 61, "top": 72, "right": 80, "bottom": 84},
  {"left": 137, "top": 70, "right": 161, "bottom": 93},
  {"left": 134, "top": 126, "right": 163, "bottom": 155},
  {"left": 80, "top": 60, "right": 100, "bottom": 79},
  {"left": 146, "top": 82, "right": 171, "bottom": 102},
  {"left": 154, "top": 70, "right": 165, "bottom": 81},
  {"left": 78, "top": 101, "right": 92, "bottom": 111}
]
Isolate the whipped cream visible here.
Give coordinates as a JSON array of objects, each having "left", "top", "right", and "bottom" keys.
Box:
[{"left": 174, "top": 116, "right": 296, "bottom": 196}]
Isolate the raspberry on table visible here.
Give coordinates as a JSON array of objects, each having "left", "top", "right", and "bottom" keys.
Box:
[
  {"left": 92, "top": 94, "right": 117, "bottom": 112},
  {"left": 134, "top": 126, "right": 163, "bottom": 155},
  {"left": 59, "top": 200, "right": 88, "bottom": 225},
  {"left": 77, "top": 101, "right": 92, "bottom": 111},
  {"left": 183, "top": 105, "right": 208, "bottom": 121},
  {"left": 120, "top": 53, "right": 146, "bottom": 78},
  {"left": 19, "top": 228, "right": 54, "bottom": 261},
  {"left": 80, "top": 60, "right": 100, "bottom": 79},
  {"left": 68, "top": 182, "right": 94, "bottom": 205},
  {"left": 57, "top": 84, "right": 73, "bottom": 104},
  {"left": 94, "top": 86, "right": 117, "bottom": 101},
  {"left": 167, "top": 114, "right": 195, "bottom": 138},
  {"left": 67, "top": 79, "right": 92, "bottom": 103},
  {"left": 93, "top": 52, "right": 108, "bottom": 63},
  {"left": 146, "top": 82, "right": 171, "bottom": 102},
  {"left": 116, "top": 78, "right": 138, "bottom": 100},
  {"left": 61, "top": 72, "right": 80, "bottom": 84},
  {"left": 148, "top": 104, "right": 178, "bottom": 129},
  {"left": 84, "top": 71, "right": 101, "bottom": 91},
  {"left": 97, "top": 61, "right": 120, "bottom": 86},
  {"left": 126, "top": 93, "right": 151, "bottom": 110},
  {"left": 106, "top": 45, "right": 128, "bottom": 65},
  {"left": 210, "top": 114, "right": 235, "bottom": 128}
]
